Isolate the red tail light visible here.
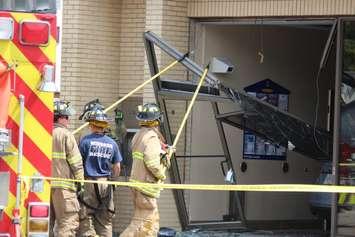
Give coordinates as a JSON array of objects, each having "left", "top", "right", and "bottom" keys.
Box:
[
  {"left": 30, "top": 205, "right": 49, "bottom": 217},
  {"left": 20, "top": 20, "right": 50, "bottom": 46},
  {"left": 28, "top": 203, "right": 50, "bottom": 235}
]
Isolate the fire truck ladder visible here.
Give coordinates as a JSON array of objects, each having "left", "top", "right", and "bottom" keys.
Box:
[{"left": 144, "top": 31, "right": 246, "bottom": 230}]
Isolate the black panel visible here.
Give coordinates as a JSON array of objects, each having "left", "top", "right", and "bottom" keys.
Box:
[{"left": 161, "top": 79, "right": 220, "bottom": 96}]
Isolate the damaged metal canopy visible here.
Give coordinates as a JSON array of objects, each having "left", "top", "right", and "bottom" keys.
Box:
[
  {"left": 160, "top": 79, "right": 332, "bottom": 159},
  {"left": 219, "top": 86, "right": 332, "bottom": 160},
  {"left": 144, "top": 31, "right": 332, "bottom": 160}
]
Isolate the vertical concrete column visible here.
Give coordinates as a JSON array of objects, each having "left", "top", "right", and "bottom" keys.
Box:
[
  {"left": 143, "top": 0, "right": 164, "bottom": 103},
  {"left": 113, "top": 0, "right": 147, "bottom": 233},
  {"left": 118, "top": 0, "right": 146, "bottom": 98},
  {"left": 61, "top": 0, "right": 81, "bottom": 128},
  {"left": 61, "top": 0, "right": 121, "bottom": 130},
  {"left": 143, "top": 0, "right": 190, "bottom": 230}
]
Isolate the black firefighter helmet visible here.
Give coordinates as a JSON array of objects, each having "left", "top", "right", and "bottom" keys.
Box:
[
  {"left": 136, "top": 103, "right": 162, "bottom": 122},
  {"left": 78, "top": 99, "right": 104, "bottom": 120},
  {"left": 54, "top": 100, "right": 75, "bottom": 117},
  {"left": 86, "top": 108, "right": 110, "bottom": 128}
]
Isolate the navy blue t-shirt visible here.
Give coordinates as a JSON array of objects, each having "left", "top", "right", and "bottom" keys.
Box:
[{"left": 79, "top": 133, "right": 122, "bottom": 177}]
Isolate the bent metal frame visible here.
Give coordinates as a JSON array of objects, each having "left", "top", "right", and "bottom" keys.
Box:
[{"left": 144, "top": 30, "right": 246, "bottom": 230}]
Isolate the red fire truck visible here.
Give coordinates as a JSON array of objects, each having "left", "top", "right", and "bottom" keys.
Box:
[{"left": 0, "top": 1, "right": 60, "bottom": 236}]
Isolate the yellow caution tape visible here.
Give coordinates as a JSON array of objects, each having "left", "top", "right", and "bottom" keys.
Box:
[
  {"left": 22, "top": 175, "right": 355, "bottom": 193},
  {"left": 169, "top": 66, "right": 210, "bottom": 158},
  {"left": 339, "top": 163, "right": 355, "bottom": 167},
  {"left": 72, "top": 59, "right": 180, "bottom": 135}
]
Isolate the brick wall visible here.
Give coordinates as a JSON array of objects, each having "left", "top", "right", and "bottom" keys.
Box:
[
  {"left": 144, "top": 0, "right": 190, "bottom": 230},
  {"left": 61, "top": 0, "right": 121, "bottom": 131},
  {"left": 112, "top": 0, "right": 146, "bottom": 233},
  {"left": 118, "top": 0, "right": 146, "bottom": 97},
  {"left": 143, "top": 0, "right": 164, "bottom": 104},
  {"left": 115, "top": 0, "right": 191, "bottom": 232},
  {"left": 61, "top": 0, "right": 191, "bottom": 233},
  {"left": 60, "top": 0, "right": 81, "bottom": 121}
]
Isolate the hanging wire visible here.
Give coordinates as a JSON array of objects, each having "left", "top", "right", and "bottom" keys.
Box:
[
  {"left": 258, "top": 18, "right": 265, "bottom": 64},
  {"left": 313, "top": 68, "right": 328, "bottom": 157}
]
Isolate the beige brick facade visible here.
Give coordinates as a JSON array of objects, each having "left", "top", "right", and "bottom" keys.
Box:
[
  {"left": 144, "top": 0, "right": 190, "bottom": 230},
  {"left": 119, "top": 0, "right": 146, "bottom": 98},
  {"left": 61, "top": 0, "right": 189, "bottom": 233},
  {"left": 143, "top": 0, "right": 190, "bottom": 231},
  {"left": 143, "top": 0, "right": 164, "bottom": 104},
  {"left": 61, "top": 0, "right": 121, "bottom": 131},
  {"left": 113, "top": 0, "right": 146, "bottom": 232}
]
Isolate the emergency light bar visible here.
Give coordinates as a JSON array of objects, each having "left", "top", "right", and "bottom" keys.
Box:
[{"left": 19, "top": 20, "right": 50, "bottom": 46}]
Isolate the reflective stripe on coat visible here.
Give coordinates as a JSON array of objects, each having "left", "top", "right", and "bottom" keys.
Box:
[
  {"left": 52, "top": 123, "right": 84, "bottom": 190},
  {"left": 129, "top": 127, "right": 165, "bottom": 198}
]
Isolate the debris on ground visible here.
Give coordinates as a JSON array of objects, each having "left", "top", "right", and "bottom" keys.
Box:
[
  {"left": 175, "top": 229, "right": 327, "bottom": 237},
  {"left": 159, "top": 227, "right": 178, "bottom": 237}
]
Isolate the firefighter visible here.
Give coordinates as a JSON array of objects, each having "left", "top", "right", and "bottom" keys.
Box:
[
  {"left": 78, "top": 98, "right": 104, "bottom": 121},
  {"left": 51, "top": 100, "right": 84, "bottom": 237},
  {"left": 78, "top": 107, "right": 122, "bottom": 237},
  {"left": 120, "top": 103, "right": 171, "bottom": 237}
]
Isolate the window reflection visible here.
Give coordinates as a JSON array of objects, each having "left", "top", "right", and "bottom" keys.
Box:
[
  {"left": 0, "top": 0, "right": 56, "bottom": 12},
  {"left": 14, "top": 0, "right": 27, "bottom": 11}
]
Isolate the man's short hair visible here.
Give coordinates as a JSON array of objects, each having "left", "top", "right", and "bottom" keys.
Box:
[{"left": 54, "top": 115, "right": 68, "bottom": 123}]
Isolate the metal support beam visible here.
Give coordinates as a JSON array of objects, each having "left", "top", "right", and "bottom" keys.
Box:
[
  {"left": 330, "top": 19, "right": 343, "bottom": 237},
  {"left": 158, "top": 89, "right": 232, "bottom": 103},
  {"left": 215, "top": 111, "right": 245, "bottom": 120},
  {"left": 212, "top": 102, "right": 246, "bottom": 226},
  {"left": 144, "top": 31, "right": 219, "bottom": 87}
]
